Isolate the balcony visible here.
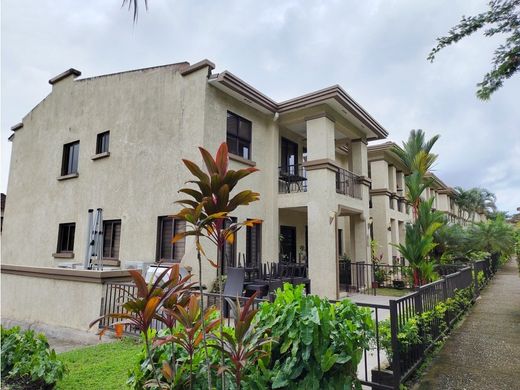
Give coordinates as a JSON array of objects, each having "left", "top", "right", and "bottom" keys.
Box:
[
  {"left": 278, "top": 164, "right": 307, "bottom": 193},
  {"left": 335, "top": 167, "right": 362, "bottom": 199},
  {"left": 278, "top": 164, "right": 362, "bottom": 200}
]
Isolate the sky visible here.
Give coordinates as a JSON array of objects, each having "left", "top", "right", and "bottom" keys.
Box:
[{"left": 1, "top": 0, "right": 519, "bottom": 213}]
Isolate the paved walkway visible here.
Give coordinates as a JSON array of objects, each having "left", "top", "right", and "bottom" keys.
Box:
[{"left": 415, "top": 259, "right": 520, "bottom": 390}]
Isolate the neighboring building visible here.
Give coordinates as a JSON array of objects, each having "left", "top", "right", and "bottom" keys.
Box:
[
  {"left": 2, "top": 60, "right": 388, "bottom": 299},
  {"left": 367, "top": 142, "right": 412, "bottom": 264}
]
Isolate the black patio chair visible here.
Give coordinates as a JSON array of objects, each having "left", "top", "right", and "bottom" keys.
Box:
[{"left": 222, "top": 267, "right": 246, "bottom": 317}]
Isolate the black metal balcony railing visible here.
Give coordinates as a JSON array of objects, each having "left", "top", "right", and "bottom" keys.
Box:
[
  {"left": 335, "top": 167, "right": 362, "bottom": 199},
  {"left": 278, "top": 164, "right": 362, "bottom": 200},
  {"left": 278, "top": 164, "right": 307, "bottom": 193}
]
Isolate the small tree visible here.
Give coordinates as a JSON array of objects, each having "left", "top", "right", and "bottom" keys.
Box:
[{"left": 172, "top": 142, "right": 260, "bottom": 388}]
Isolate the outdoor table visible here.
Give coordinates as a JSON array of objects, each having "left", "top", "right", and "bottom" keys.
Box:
[{"left": 279, "top": 173, "right": 307, "bottom": 193}]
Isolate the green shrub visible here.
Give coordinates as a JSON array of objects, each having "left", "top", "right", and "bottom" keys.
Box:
[
  {"left": 250, "top": 283, "right": 374, "bottom": 389},
  {"left": 1, "top": 326, "right": 66, "bottom": 388}
]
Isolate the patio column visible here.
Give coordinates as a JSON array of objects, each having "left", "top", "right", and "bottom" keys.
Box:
[
  {"left": 351, "top": 138, "right": 371, "bottom": 264},
  {"left": 305, "top": 115, "right": 338, "bottom": 298}
]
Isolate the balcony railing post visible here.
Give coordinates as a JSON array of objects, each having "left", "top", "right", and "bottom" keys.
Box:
[{"left": 389, "top": 300, "right": 401, "bottom": 389}]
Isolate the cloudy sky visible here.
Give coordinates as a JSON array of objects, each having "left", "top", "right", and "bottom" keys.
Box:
[{"left": 2, "top": 0, "right": 519, "bottom": 212}]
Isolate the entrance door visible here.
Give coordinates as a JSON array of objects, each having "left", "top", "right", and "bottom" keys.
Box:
[
  {"left": 281, "top": 138, "right": 298, "bottom": 174},
  {"left": 280, "top": 225, "right": 297, "bottom": 262}
]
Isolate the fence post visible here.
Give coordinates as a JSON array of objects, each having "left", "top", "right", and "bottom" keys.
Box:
[
  {"left": 389, "top": 300, "right": 401, "bottom": 390},
  {"left": 442, "top": 277, "right": 448, "bottom": 301},
  {"left": 472, "top": 263, "right": 479, "bottom": 300}
]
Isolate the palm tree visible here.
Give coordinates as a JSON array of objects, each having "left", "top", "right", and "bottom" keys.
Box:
[
  {"left": 392, "top": 129, "right": 440, "bottom": 176},
  {"left": 392, "top": 130, "right": 440, "bottom": 218},
  {"left": 454, "top": 187, "right": 497, "bottom": 221},
  {"left": 122, "top": 0, "right": 148, "bottom": 22}
]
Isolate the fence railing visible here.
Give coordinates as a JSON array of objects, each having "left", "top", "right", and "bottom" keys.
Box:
[
  {"left": 384, "top": 259, "right": 492, "bottom": 388},
  {"left": 100, "top": 284, "right": 268, "bottom": 335},
  {"left": 99, "top": 257, "right": 494, "bottom": 389},
  {"left": 339, "top": 261, "right": 412, "bottom": 295},
  {"left": 336, "top": 167, "right": 362, "bottom": 199}
]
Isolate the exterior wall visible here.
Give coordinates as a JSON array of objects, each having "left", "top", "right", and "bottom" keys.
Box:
[
  {"left": 1, "top": 266, "right": 131, "bottom": 331},
  {"left": 368, "top": 158, "right": 411, "bottom": 264},
  {"left": 3, "top": 62, "right": 378, "bottom": 301}
]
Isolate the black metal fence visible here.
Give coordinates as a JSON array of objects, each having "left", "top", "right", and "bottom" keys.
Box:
[
  {"left": 278, "top": 164, "right": 307, "bottom": 193},
  {"left": 339, "top": 261, "right": 412, "bottom": 295},
  {"left": 99, "top": 258, "right": 495, "bottom": 389},
  {"left": 336, "top": 167, "right": 362, "bottom": 199},
  {"left": 384, "top": 259, "right": 492, "bottom": 389},
  {"left": 99, "top": 283, "right": 268, "bottom": 335}
]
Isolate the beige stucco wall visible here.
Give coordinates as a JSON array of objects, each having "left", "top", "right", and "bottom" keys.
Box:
[
  {"left": 3, "top": 63, "right": 376, "bottom": 300},
  {"left": 1, "top": 273, "right": 103, "bottom": 331}
]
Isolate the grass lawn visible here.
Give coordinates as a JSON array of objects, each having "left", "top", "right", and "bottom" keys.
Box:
[
  {"left": 57, "top": 338, "right": 141, "bottom": 390},
  {"left": 373, "top": 287, "right": 412, "bottom": 297}
]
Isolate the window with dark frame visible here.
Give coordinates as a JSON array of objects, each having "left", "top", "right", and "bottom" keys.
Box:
[
  {"left": 156, "top": 216, "right": 186, "bottom": 262},
  {"left": 57, "top": 223, "right": 75, "bottom": 253},
  {"left": 226, "top": 111, "right": 252, "bottom": 159},
  {"left": 103, "top": 220, "right": 121, "bottom": 259},
  {"left": 246, "top": 220, "right": 262, "bottom": 266},
  {"left": 96, "top": 131, "right": 110, "bottom": 154},
  {"left": 61, "top": 141, "right": 80, "bottom": 176},
  {"left": 337, "top": 229, "right": 343, "bottom": 256}
]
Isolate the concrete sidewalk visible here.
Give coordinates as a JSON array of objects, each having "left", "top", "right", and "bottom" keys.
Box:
[{"left": 415, "top": 259, "right": 520, "bottom": 390}]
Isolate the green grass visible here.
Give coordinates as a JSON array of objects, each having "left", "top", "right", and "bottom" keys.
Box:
[
  {"left": 57, "top": 338, "right": 141, "bottom": 390},
  {"left": 373, "top": 287, "right": 412, "bottom": 297}
]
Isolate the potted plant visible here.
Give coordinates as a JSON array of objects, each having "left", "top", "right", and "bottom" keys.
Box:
[{"left": 373, "top": 268, "right": 387, "bottom": 288}]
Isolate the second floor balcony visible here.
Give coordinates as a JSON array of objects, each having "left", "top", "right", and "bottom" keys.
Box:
[{"left": 278, "top": 164, "right": 362, "bottom": 200}]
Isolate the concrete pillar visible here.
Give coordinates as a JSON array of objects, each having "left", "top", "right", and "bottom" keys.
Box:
[
  {"left": 353, "top": 214, "right": 369, "bottom": 263},
  {"left": 306, "top": 116, "right": 336, "bottom": 161},
  {"left": 351, "top": 139, "right": 368, "bottom": 176},
  {"left": 370, "top": 160, "right": 389, "bottom": 189},
  {"left": 306, "top": 116, "right": 338, "bottom": 298}
]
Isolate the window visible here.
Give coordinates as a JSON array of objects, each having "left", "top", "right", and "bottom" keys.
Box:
[
  {"left": 57, "top": 223, "right": 75, "bottom": 253},
  {"left": 337, "top": 229, "right": 343, "bottom": 256},
  {"left": 96, "top": 131, "right": 110, "bottom": 154},
  {"left": 220, "top": 217, "right": 237, "bottom": 272},
  {"left": 246, "top": 220, "right": 262, "bottom": 266},
  {"left": 103, "top": 220, "right": 121, "bottom": 259},
  {"left": 157, "top": 216, "right": 186, "bottom": 262},
  {"left": 62, "top": 141, "right": 80, "bottom": 175},
  {"left": 226, "top": 111, "right": 252, "bottom": 159}
]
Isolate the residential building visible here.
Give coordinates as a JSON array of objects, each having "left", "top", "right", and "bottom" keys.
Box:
[
  {"left": 367, "top": 142, "right": 412, "bottom": 264},
  {"left": 2, "top": 60, "right": 388, "bottom": 299}
]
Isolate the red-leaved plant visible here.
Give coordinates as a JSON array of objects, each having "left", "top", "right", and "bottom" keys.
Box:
[{"left": 172, "top": 142, "right": 260, "bottom": 389}]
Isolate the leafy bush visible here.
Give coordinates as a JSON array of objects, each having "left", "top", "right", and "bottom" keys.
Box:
[
  {"left": 1, "top": 326, "right": 66, "bottom": 388},
  {"left": 251, "top": 283, "right": 374, "bottom": 389}
]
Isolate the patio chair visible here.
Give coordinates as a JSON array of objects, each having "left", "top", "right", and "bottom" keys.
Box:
[{"left": 222, "top": 267, "right": 246, "bottom": 317}]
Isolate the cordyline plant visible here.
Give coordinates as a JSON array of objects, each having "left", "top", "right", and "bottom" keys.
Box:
[
  {"left": 154, "top": 295, "right": 220, "bottom": 389},
  {"left": 210, "top": 292, "right": 274, "bottom": 389},
  {"left": 89, "top": 264, "right": 194, "bottom": 388},
  {"left": 172, "top": 142, "right": 260, "bottom": 388}
]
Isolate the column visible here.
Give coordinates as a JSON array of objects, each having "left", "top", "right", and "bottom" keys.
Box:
[{"left": 305, "top": 116, "right": 338, "bottom": 298}]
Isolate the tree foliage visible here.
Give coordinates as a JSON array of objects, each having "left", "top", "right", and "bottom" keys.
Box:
[
  {"left": 428, "top": 0, "right": 520, "bottom": 100},
  {"left": 453, "top": 186, "right": 497, "bottom": 220}
]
